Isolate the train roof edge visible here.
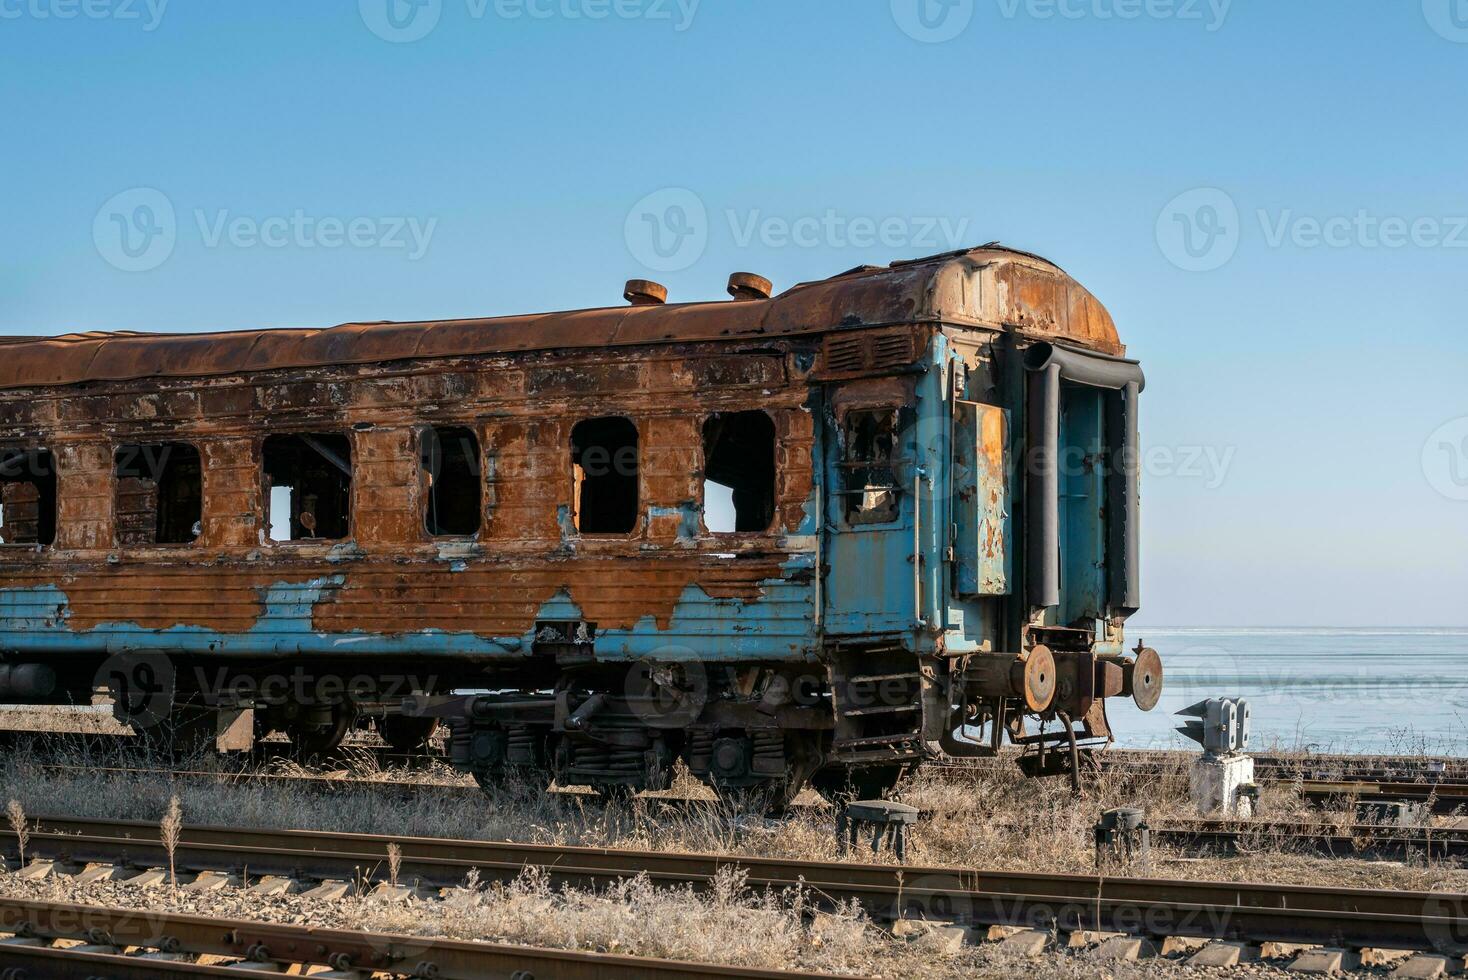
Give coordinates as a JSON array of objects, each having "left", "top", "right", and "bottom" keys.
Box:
[{"left": 0, "top": 244, "right": 1122, "bottom": 390}]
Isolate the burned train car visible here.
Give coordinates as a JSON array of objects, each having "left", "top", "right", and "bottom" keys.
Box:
[{"left": 0, "top": 246, "right": 1161, "bottom": 803}]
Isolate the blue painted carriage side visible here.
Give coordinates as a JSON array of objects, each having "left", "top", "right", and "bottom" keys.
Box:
[
  {"left": 0, "top": 554, "right": 819, "bottom": 663},
  {"left": 820, "top": 333, "right": 954, "bottom": 643}
]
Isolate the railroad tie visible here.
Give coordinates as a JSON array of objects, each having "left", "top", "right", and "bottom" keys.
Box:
[
  {"left": 123, "top": 868, "right": 170, "bottom": 888},
  {"left": 247, "top": 875, "right": 299, "bottom": 896},
  {"left": 1391, "top": 954, "right": 1457, "bottom": 979},
  {"left": 1188, "top": 941, "right": 1260, "bottom": 968},
  {"left": 995, "top": 929, "right": 1051, "bottom": 958},
  {"left": 1287, "top": 947, "right": 1362, "bottom": 975},
  {"left": 182, "top": 869, "right": 237, "bottom": 893},
  {"left": 74, "top": 863, "right": 123, "bottom": 885},
  {"left": 1088, "top": 936, "right": 1159, "bottom": 962},
  {"left": 300, "top": 879, "right": 355, "bottom": 900}
]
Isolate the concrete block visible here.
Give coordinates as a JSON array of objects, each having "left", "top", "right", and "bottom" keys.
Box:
[
  {"left": 915, "top": 924, "right": 972, "bottom": 954},
  {"left": 124, "top": 868, "right": 169, "bottom": 888},
  {"left": 1288, "top": 947, "right": 1360, "bottom": 975},
  {"left": 248, "top": 876, "right": 299, "bottom": 896},
  {"left": 1189, "top": 941, "right": 1259, "bottom": 968},
  {"left": 369, "top": 883, "right": 415, "bottom": 904},
  {"left": 1090, "top": 936, "right": 1158, "bottom": 962},
  {"left": 183, "top": 871, "right": 236, "bottom": 893},
  {"left": 1263, "top": 941, "right": 1317, "bottom": 960},
  {"left": 1192, "top": 753, "right": 1256, "bottom": 817},
  {"left": 1160, "top": 936, "right": 1209, "bottom": 956},
  {"left": 1363, "top": 948, "right": 1415, "bottom": 968},
  {"left": 75, "top": 863, "right": 123, "bottom": 885},
  {"left": 997, "top": 929, "right": 1050, "bottom": 957},
  {"left": 302, "top": 879, "right": 355, "bottom": 901},
  {"left": 1391, "top": 955, "right": 1453, "bottom": 979},
  {"left": 15, "top": 860, "right": 58, "bottom": 881}
]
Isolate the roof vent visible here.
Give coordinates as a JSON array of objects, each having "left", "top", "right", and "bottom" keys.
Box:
[
  {"left": 624, "top": 279, "right": 668, "bottom": 306},
  {"left": 727, "top": 272, "right": 773, "bottom": 302}
]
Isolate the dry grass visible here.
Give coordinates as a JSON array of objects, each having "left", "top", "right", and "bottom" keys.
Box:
[
  {"left": 1, "top": 735, "right": 1460, "bottom": 978},
  {"left": 3, "top": 733, "right": 1465, "bottom": 894},
  {"left": 0, "top": 704, "right": 130, "bottom": 735}
]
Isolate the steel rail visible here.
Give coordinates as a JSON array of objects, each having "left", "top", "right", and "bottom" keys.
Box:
[
  {"left": 1151, "top": 819, "right": 1468, "bottom": 861},
  {"left": 6, "top": 816, "right": 1467, "bottom": 954},
  {"left": 0, "top": 943, "right": 253, "bottom": 977},
  {"left": 0, "top": 897, "right": 844, "bottom": 980},
  {"left": 11, "top": 728, "right": 1468, "bottom": 783}
]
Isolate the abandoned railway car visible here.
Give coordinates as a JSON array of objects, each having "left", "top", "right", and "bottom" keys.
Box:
[{"left": 0, "top": 245, "right": 1161, "bottom": 804}]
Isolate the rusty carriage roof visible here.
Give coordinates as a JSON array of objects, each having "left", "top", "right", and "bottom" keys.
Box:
[{"left": 0, "top": 245, "right": 1122, "bottom": 390}]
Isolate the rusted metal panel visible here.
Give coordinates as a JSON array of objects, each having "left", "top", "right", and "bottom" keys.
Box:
[
  {"left": 952, "top": 401, "right": 1011, "bottom": 597},
  {"left": 0, "top": 247, "right": 1122, "bottom": 390}
]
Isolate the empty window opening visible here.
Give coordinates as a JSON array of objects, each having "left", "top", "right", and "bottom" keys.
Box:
[
  {"left": 0, "top": 449, "right": 56, "bottom": 547},
  {"left": 422, "top": 426, "right": 482, "bottom": 536},
  {"left": 263, "top": 433, "right": 352, "bottom": 542},
  {"left": 571, "top": 417, "right": 638, "bottom": 535},
  {"left": 115, "top": 443, "right": 202, "bottom": 545},
  {"left": 842, "top": 409, "right": 901, "bottom": 525},
  {"left": 702, "top": 411, "right": 776, "bottom": 533}
]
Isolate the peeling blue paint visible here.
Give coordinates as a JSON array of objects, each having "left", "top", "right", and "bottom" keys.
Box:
[{"left": 0, "top": 577, "right": 526, "bottom": 659}]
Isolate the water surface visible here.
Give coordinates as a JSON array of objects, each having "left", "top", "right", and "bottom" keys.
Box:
[{"left": 1106, "top": 627, "right": 1468, "bottom": 756}]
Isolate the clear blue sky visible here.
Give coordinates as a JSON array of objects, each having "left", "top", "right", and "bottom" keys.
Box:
[{"left": 2, "top": 1, "right": 1465, "bottom": 626}]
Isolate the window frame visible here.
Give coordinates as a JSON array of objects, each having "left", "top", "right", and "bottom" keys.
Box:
[
  {"left": 111, "top": 440, "right": 204, "bottom": 549},
  {"left": 837, "top": 406, "right": 905, "bottom": 530},
  {"left": 260, "top": 431, "right": 356, "bottom": 546},
  {"left": 0, "top": 445, "right": 58, "bottom": 551},
  {"left": 569, "top": 415, "right": 642, "bottom": 539},
  {"left": 699, "top": 408, "right": 779, "bottom": 536},
  {"left": 418, "top": 423, "right": 485, "bottom": 541}
]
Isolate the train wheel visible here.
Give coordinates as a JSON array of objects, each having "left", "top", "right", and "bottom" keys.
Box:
[
  {"left": 378, "top": 715, "right": 439, "bottom": 753},
  {"left": 810, "top": 764, "right": 907, "bottom": 805},
  {"left": 287, "top": 704, "right": 354, "bottom": 759}
]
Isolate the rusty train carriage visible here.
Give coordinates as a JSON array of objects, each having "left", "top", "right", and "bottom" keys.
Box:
[{"left": 0, "top": 245, "right": 1162, "bottom": 804}]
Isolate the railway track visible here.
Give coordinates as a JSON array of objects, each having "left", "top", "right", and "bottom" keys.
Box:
[
  {"left": 1152, "top": 819, "right": 1468, "bottom": 862},
  {"left": 0, "top": 896, "right": 833, "bottom": 978},
  {"left": 3, "top": 815, "right": 1466, "bottom": 958}
]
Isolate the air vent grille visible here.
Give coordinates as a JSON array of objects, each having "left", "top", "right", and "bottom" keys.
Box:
[
  {"left": 824, "top": 336, "right": 867, "bottom": 373},
  {"left": 821, "top": 330, "right": 916, "bottom": 374}
]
